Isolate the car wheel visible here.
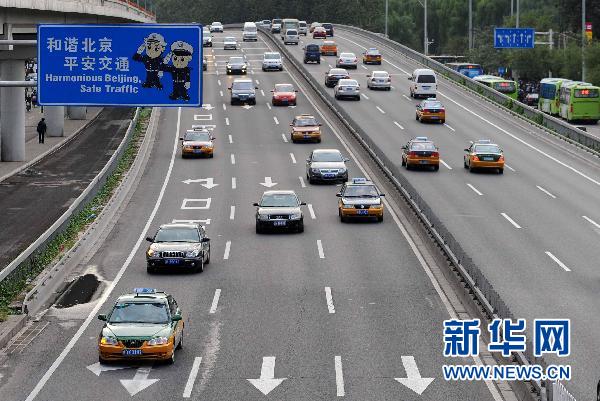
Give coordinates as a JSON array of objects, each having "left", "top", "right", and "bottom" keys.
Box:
[
  {"left": 440, "top": 119, "right": 445, "bottom": 124},
  {"left": 356, "top": 96, "right": 360, "bottom": 101},
  {"left": 317, "top": 60, "right": 321, "bottom": 64},
  {"left": 251, "top": 99, "right": 256, "bottom": 105},
  {"left": 387, "top": 87, "right": 391, "bottom": 91},
  {"left": 410, "top": 91, "right": 413, "bottom": 98},
  {"left": 464, "top": 158, "right": 468, "bottom": 169},
  {"left": 166, "top": 349, "right": 175, "bottom": 365},
  {"left": 99, "top": 354, "right": 108, "bottom": 364},
  {"left": 297, "top": 221, "right": 304, "bottom": 233},
  {"left": 146, "top": 264, "right": 155, "bottom": 274},
  {"left": 401, "top": 157, "right": 406, "bottom": 166},
  {"left": 498, "top": 168, "right": 504, "bottom": 174},
  {"left": 209, "top": 153, "right": 214, "bottom": 158},
  {"left": 468, "top": 164, "right": 474, "bottom": 173},
  {"left": 405, "top": 162, "right": 411, "bottom": 170},
  {"left": 196, "top": 257, "right": 204, "bottom": 273},
  {"left": 205, "top": 247, "right": 210, "bottom": 264},
  {"left": 176, "top": 330, "right": 183, "bottom": 350},
  {"left": 415, "top": 114, "right": 419, "bottom": 121},
  {"left": 433, "top": 165, "right": 440, "bottom": 171},
  {"left": 377, "top": 215, "right": 383, "bottom": 222},
  {"left": 256, "top": 222, "right": 262, "bottom": 234}
]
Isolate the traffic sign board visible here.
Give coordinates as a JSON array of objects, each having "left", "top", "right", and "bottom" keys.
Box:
[
  {"left": 494, "top": 28, "right": 535, "bottom": 49},
  {"left": 38, "top": 24, "right": 203, "bottom": 106}
]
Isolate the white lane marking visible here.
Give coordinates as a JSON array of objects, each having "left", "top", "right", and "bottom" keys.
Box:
[
  {"left": 536, "top": 185, "right": 556, "bottom": 199},
  {"left": 402, "top": 94, "right": 411, "bottom": 101},
  {"left": 273, "top": 116, "right": 279, "bottom": 125},
  {"left": 393, "top": 121, "right": 404, "bottom": 129},
  {"left": 299, "top": 176, "right": 306, "bottom": 187},
  {"left": 545, "top": 251, "right": 571, "bottom": 272},
  {"left": 317, "top": 240, "right": 325, "bottom": 258},
  {"left": 391, "top": 85, "right": 396, "bottom": 89},
  {"left": 500, "top": 212, "right": 522, "bottom": 229},
  {"left": 181, "top": 198, "right": 212, "bottom": 210},
  {"left": 439, "top": 159, "right": 452, "bottom": 170},
  {"left": 24, "top": 107, "right": 178, "bottom": 401},
  {"left": 335, "top": 356, "right": 345, "bottom": 396},
  {"left": 361, "top": 93, "right": 369, "bottom": 100},
  {"left": 328, "top": 64, "right": 332, "bottom": 68},
  {"left": 466, "top": 183, "right": 483, "bottom": 196},
  {"left": 290, "top": 153, "right": 296, "bottom": 164},
  {"left": 255, "top": 79, "right": 260, "bottom": 85},
  {"left": 308, "top": 204, "right": 316, "bottom": 219},
  {"left": 361, "top": 65, "right": 368, "bottom": 70},
  {"left": 228, "top": 134, "right": 233, "bottom": 143},
  {"left": 194, "top": 114, "right": 212, "bottom": 121},
  {"left": 583, "top": 215, "right": 600, "bottom": 229},
  {"left": 219, "top": 90, "right": 223, "bottom": 97},
  {"left": 260, "top": 89, "right": 265, "bottom": 97},
  {"left": 505, "top": 164, "right": 516, "bottom": 172},
  {"left": 222, "top": 103, "right": 226, "bottom": 111},
  {"left": 216, "top": 69, "right": 220, "bottom": 76},
  {"left": 231, "top": 177, "right": 237, "bottom": 189},
  {"left": 217, "top": 79, "right": 221, "bottom": 86},
  {"left": 376, "top": 105, "right": 386, "bottom": 114},
  {"left": 209, "top": 290, "right": 221, "bottom": 314},
  {"left": 225, "top": 117, "right": 230, "bottom": 126},
  {"left": 281, "top": 133, "right": 288, "bottom": 143},
  {"left": 183, "top": 357, "right": 203, "bottom": 398},
  {"left": 444, "top": 123, "right": 455, "bottom": 132},
  {"left": 325, "top": 286, "right": 335, "bottom": 313},
  {"left": 230, "top": 206, "right": 235, "bottom": 220},
  {"left": 223, "top": 241, "right": 231, "bottom": 260},
  {"left": 266, "top": 102, "right": 272, "bottom": 110},
  {"left": 230, "top": 154, "right": 236, "bottom": 165}
]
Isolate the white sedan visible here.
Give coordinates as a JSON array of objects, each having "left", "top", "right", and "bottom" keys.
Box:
[
  {"left": 366, "top": 71, "right": 391, "bottom": 90},
  {"left": 334, "top": 79, "right": 361, "bottom": 101},
  {"left": 223, "top": 36, "right": 238, "bottom": 50},
  {"left": 336, "top": 52, "right": 358, "bottom": 69},
  {"left": 210, "top": 22, "right": 224, "bottom": 32}
]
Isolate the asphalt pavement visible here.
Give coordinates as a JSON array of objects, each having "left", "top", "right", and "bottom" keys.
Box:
[{"left": 0, "top": 32, "right": 499, "bottom": 401}]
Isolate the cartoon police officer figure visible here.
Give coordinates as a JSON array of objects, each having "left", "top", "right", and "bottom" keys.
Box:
[
  {"left": 163, "top": 41, "right": 194, "bottom": 101},
  {"left": 133, "top": 33, "right": 167, "bottom": 89}
]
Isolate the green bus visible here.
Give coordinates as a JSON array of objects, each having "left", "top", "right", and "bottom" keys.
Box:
[
  {"left": 559, "top": 81, "right": 600, "bottom": 122},
  {"left": 539, "top": 78, "right": 571, "bottom": 116},
  {"left": 473, "top": 75, "right": 518, "bottom": 100}
]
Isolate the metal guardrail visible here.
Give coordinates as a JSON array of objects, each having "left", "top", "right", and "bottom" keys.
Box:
[
  {"left": 552, "top": 381, "right": 577, "bottom": 401},
  {"left": 0, "top": 108, "right": 139, "bottom": 284},
  {"left": 260, "top": 27, "right": 573, "bottom": 401},
  {"left": 337, "top": 24, "right": 600, "bottom": 154}
]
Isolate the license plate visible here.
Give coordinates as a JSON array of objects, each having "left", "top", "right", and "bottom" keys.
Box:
[
  {"left": 423, "top": 86, "right": 431, "bottom": 89},
  {"left": 165, "top": 259, "right": 180, "bottom": 265},
  {"left": 482, "top": 157, "right": 494, "bottom": 161},
  {"left": 122, "top": 349, "right": 143, "bottom": 356},
  {"left": 357, "top": 210, "right": 369, "bottom": 215},
  {"left": 323, "top": 173, "right": 335, "bottom": 178},
  {"left": 419, "top": 160, "right": 429, "bottom": 164},
  {"left": 429, "top": 116, "right": 438, "bottom": 119},
  {"left": 304, "top": 135, "right": 311, "bottom": 139},
  {"left": 193, "top": 149, "right": 203, "bottom": 153},
  {"left": 273, "top": 221, "right": 286, "bottom": 226}
]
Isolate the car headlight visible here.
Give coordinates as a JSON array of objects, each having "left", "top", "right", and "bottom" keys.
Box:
[
  {"left": 205, "top": 143, "right": 214, "bottom": 148},
  {"left": 186, "top": 249, "right": 201, "bottom": 258},
  {"left": 342, "top": 202, "right": 352, "bottom": 208},
  {"left": 100, "top": 336, "right": 118, "bottom": 345},
  {"left": 147, "top": 248, "right": 159, "bottom": 257},
  {"left": 338, "top": 168, "right": 347, "bottom": 173},
  {"left": 147, "top": 336, "right": 169, "bottom": 346},
  {"left": 258, "top": 214, "right": 268, "bottom": 221},
  {"left": 311, "top": 168, "right": 319, "bottom": 173},
  {"left": 290, "top": 212, "right": 302, "bottom": 220}
]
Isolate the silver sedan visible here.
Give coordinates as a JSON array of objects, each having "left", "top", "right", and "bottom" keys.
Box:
[
  {"left": 334, "top": 79, "right": 361, "bottom": 101},
  {"left": 367, "top": 71, "right": 391, "bottom": 90},
  {"left": 223, "top": 37, "right": 238, "bottom": 50},
  {"left": 336, "top": 52, "right": 358, "bottom": 69}
]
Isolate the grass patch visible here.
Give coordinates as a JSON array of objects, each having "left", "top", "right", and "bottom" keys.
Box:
[{"left": 0, "top": 108, "right": 151, "bottom": 321}]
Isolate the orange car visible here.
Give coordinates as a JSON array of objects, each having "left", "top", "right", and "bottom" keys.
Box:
[
  {"left": 362, "top": 48, "right": 382, "bottom": 65},
  {"left": 464, "top": 139, "right": 505, "bottom": 174},
  {"left": 401, "top": 137, "right": 440, "bottom": 171},
  {"left": 416, "top": 98, "right": 446, "bottom": 124},
  {"left": 320, "top": 40, "right": 337, "bottom": 56},
  {"left": 290, "top": 114, "right": 322, "bottom": 143}
]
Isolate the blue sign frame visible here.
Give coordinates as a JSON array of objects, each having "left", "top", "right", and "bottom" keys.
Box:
[
  {"left": 494, "top": 28, "right": 535, "bottom": 49},
  {"left": 38, "top": 24, "right": 203, "bottom": 107}
]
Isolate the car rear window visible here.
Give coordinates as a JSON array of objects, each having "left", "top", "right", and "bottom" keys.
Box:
[
  {"left": 372, "top": 72, "right": 388, "bottom": 78},
  {"left": 295, "top": 117, "right": 318, "bottom": 126},
  {"left": 417, "top": 74, "right": 436, "bottom": 83},
  {"left": 339, "top": 80, "right": 358, "bottom": 86},
  {"left": 264, "top": 53, "right": 281, "bottom": 60},
  {"left": 410, "top": 142, "right": 436, "bottom": 151},
  {"left": 474, "top": 145, "right": 501, "bottom": 153},
  {"left": 574, "top": 89, "right": 599, "bottom": 98},
  {"left": 275, "top": 84, "right": 294, "bottom": 92},
  {"left": 344, "top": 185, "right": 378, "bottom": 197},
  {"left": 340, "top": 53, "right": 354, "bottom": 58},
  {"left": 322, "top": 23, "right": 333, "bottom": 29},
  {"left": 424, "top": 101, "right": 442, "bottom": 108}
]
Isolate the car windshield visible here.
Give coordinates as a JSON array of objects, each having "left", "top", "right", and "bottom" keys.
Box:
[
  {"left": 184, "top": 131, "right": 210, "bottom": 141},
  {"left": 260, "top": 193, "right": 298, "bottom": 207},
  {"left": 410, "top": 142, "right": 436, "bottom": 151},
  {"left": 109, "top": 302, "right": 170, "bottom": 324},
  {"left": 233, "top": 81, "right": 253, "bottom": 90},
  {"left": 313, "top": 151, "right": 343, "bottom": 162},
  {"left": 264, "top": 53, "right": 280, "bottom": 60},
  {"left": 417, "top": 74, "right": 436, "bottom": 83},
  {"left": 275, "top": 84, "right": 294, "bottom": 92},
  {"left": 299, "top": 22, "right": 307, "bottom": 27},
  {"left": 372, "top": 72, "right": 388, "bottom": 78},
  {"left": 229, "top": 57, "right": 244, "bottom": 63},
  {"left": 295, "top": 117, "right": 318, "bottom": 126},
  {"left": 287, "top": 30, "right": 298, "bottom": 35},
  {"left": 424, "top": 101, "right": 442, "bottom": 108},
  {"left": 225, "top": 37, "right": 236, "bottom": 42},
  {"left": 245, "top": 27, "right": 257, "bottom": 32},
  {"left": 154, "top": 227, "right": 200, "bottom": 243},
  {"left": 474, "top": 145, "right": 501, "bottom": 153},
  {"left": 323, "top": 24, "right": 332, "bottom": 28},
  {"left": 344, "top": 185, "right": 379, "bottom": 197}
]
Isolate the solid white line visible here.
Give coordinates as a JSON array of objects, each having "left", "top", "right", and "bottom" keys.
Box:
[
  {"left": 230, "top": 205, "right": 235, "bottom": 220},
  {"left": 299, "top": 176, "right": 306, "bottom": 188},
  {"left": 273, "top": 116, "right": 279, "bottom": 125},
  {"left": 335, "top": 356, "right": 345, "bottom": 396},
  {"left": 325, "top": 286, "right": 335, "bottom": 313},
  {"left": 308, "top": 204, "right": 316, "bottom": 219},
  {"left": 290, "top": 153, "right": 296, "bottom": 164},
  {"left": 361, "top": 93, "right": 369, "bottom": 100},
  {"left": 230, "top": 153, "right": 236, "bottom": 165},
  {"left": 209, "top": 289, "right": 221, "bottom": 314},
  {"left": 24, "top": 107, "right": 180, "bottom": 401},
  {"left": 536, "top": 185, "right": 556, "bottom": 199},
  {"left": 439, "top": 159, "right": 452, "bottom": 170},
  {"left": 228, "top": 134, "right": 233, "bottom": 144},
  {"left": 223, "top": 241, "right": 231, "bottom": 260},
  {"left": 260, "top": 89, "right": 265, "bottom": 97},
  {"left": 545, "top": 251, "right": 571, "bottom": 272},
  {"left": 317, "top": 240, "right": 325, "bottom": 258},
  {"left": 466, "top": 183, "right": 483, "bottom": 196},
  {"left": 505, "top": 164, "right": 516, "bottom": 172},
  {"left": 583, "top": 215, "right": 600, "bottom": 229},
  {"left": 376, "top": 105, "right": 385, "bottom": 114},
  {"left": 402, "top": 94, "right": 411, "bottom": 101},
  {"left": 500, "top": 212, "right": 522, "bottom": 229},
  {"left": 266, "top": 102, "right": 272, "bottom": 110},
  {"left": 444, "top": 123, "right": 455, "bottom": 132},
  {"left": 225, "top": 117, "right": 230, "bottom": 126},
  {"left": 282, "top": 133, "right": 288, "bottom": 143},
  {"left": 222, "top": 103, "right": 226, "bottom": 111},
  {"left": 183, "top": 357, "right": 203, "bottom": 398},
  {"left": 231, "top": 177, "right": 237, "bottom": 189},
  {"left": 393, "top": 121, "right": 404, "bottom": 130}
]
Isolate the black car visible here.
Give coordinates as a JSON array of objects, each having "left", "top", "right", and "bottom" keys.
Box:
[
  {"left": 226, "top": 56, "right": 248, "bottom": 75},
  {"left": 325, "top": 68, "right": 350, "bottom": 88},
  {"left": 303, "top": 44, "right": 321, "bottom": 64},
  {"left": 146, "top": 223, "right": 210, "bottom": 273},
  {"left": 322, "top": 23, "right": 334, "bottom": 37}
]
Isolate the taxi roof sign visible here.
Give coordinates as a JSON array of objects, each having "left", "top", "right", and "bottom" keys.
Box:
[
  {"left": 351, "top": 177, "right": 368, "bottom": 184},
  {"left": 133, "top": 288, "right": 156, "bottom": 294},
  {"left": 414, "top": 136, "right": 429, "bottom": 141},
  {"left": 475, "top": 139, "right": 492, "bottom": 144}
]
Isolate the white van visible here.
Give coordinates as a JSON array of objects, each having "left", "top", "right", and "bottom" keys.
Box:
[
  {"left": 409, "top": 68, "right": 437, "bottom": 98},
  {"left": 243, "top": 22, "right": 258, "bottom": 42},
  {"left": 283, "top": 29, "right": 299, "bottom": 45}
]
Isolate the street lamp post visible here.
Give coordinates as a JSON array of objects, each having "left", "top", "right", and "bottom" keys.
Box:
[
  {"left": 424, "top": 0, "right": 428, "bottom": 55},
  {"left": 385, "top": 0, "right": 389, "bottom": 37},
  {"left": 468, "top": 0, "right": 473, "bottom": 50},
  {"left": 582, "top": 0, "right": 586, "bottom": 81},
  {"left": 516, "top": 0, "right": 520, "bottom": 27}
]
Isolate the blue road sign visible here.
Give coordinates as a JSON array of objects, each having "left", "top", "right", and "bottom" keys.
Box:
[
  {"left": 494, "top": 28, "right": 535, "bottom": 49},
  {"left": 38, "top": 24, "right": 203, "bottom": 106},
  {"left": 498, "top": 67, "right": 506, "bottom": 75}
]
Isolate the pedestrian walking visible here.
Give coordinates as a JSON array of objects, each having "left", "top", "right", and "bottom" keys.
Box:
[
  {"left": 37, "top": 118, "right": 47, "bottom": 144},
  {"left": 25, "top": 89, "right": 32, "bottom": 112}
]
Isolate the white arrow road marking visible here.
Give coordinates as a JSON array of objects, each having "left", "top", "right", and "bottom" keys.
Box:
[
  {"left": 242, "top": 104, "right": 254, "bottom": 110},
  {"left": 209, "top": 289, "right": 221, "bottom": 314},
  {"left": 299, "top": 176, "right": 306, "bottom": 188},
  {"left": 325, "top": 286, "right": 335, "bottom": 313},
  {"left": 120, "top": 366, "right": 159, "bottom": 397},
  {"left": 86, "top": 362, "right": 129, "bottom": 376},
  {"left": 394, "top": 356, "right": 434, "bottom": 395},
  {"left": 335, "top": 356, "right": 345, "bottom": 396},
  {"left": 223, "top": 241, "right": 231, "bottom": 260},
  {"left": 259, "top": 177, "right": 278, "bottom": 188},
  {"left": 202, "top": 104, "right": 214, "bottom": 110},
  {"left": 231, "top": 177, "right": 237, "bottom": 189},
  {"left": 182, "top": 178, "right": 219, "bottom": 189},
  {"left": 172, "top": 219, "right": 211, "bottom": 225},
  {"left": 281, "top": 133, "right": 288, "bottom": 143},
  {"left": 290, "top": 153, "right": 296, "bottom": 164},
  {"left": 183, "top": 357, "right": 202, "bottom": 398},
  {"left": 247, "top": 356, "right": 286, "bottom": 395}
]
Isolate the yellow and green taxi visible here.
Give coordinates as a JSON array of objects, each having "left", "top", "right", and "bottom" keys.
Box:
[
  {"left": 463, "top": 139, "right": 505, "bottom": 174},
  {"left": 180, "top": 128, "right": 215, "bottom": 158},
  {"left": 362, "top": 48, "right": 382, "bottom": 65},
  {"left": 290, "top": 114, "right": 322, "bottom": 143},
  {"left": 97, "top": 288, "right": 184, "bottom": 364},
  {"left": 401, "top": 136, "right": 440, "bottom": 171},
  {"left": 337, "top": 178, "right": 384, "bottom": 222}
]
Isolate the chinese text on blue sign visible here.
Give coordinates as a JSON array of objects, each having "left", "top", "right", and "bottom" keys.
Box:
[
  {"left": 38, "top": 24, "right": 203, "bottom": 106},
  {"left": 494, "top": 28, "right": 535, "bottom": 49}
]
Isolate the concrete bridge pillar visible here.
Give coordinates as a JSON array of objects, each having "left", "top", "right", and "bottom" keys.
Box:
[
  {"left": 67, "top": 106, "right": 87, "bottom": 120},
  {"left": 44, "top": 106, "right": 64, "bottom": 137},
  {"left": 0, "top": 59, "right": 25, "bottom": 161}
]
